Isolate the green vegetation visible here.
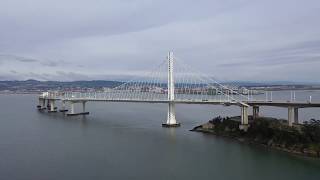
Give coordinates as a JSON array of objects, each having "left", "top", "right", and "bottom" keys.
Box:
[{"left": 193, "top": 117, "right": 320, "bottom": 158}]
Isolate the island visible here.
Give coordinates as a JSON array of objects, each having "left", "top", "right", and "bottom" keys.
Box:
[{"left": 191, "top": 116, "right": 320, "bottom": 158}]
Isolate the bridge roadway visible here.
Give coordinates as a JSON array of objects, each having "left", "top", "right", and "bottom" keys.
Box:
[
  {"left": 42, "top": 96, "right": 320, "bottom": 108},
  {"left": 38, "top": 94, "right": 320, "bottom": 130}
]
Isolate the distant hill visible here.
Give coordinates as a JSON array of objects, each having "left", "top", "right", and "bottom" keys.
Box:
[
  {"left": 1, "top": 79, "right": 319, "bottom": 92},
  {"left": 0, "top": 80, "right": 123, "bottom": 91}
]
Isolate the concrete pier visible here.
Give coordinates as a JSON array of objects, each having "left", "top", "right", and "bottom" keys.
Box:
[
  {"left": 162, "top": 102, "right": 180, "bottom": 127},
  {"left": 48, "top": 100, "right": 57, "bottom": 112},
  {"left": 288, "top": 107, "right": 299, "bottom": 126},
  {"left": 82, "top": 101, "right": 86, "bottom": 113},
  {"left": 59, "top": 101, "right": 68, "bottom": 112},
  {"left": 252, "top": 106, "right": 260, "bottom": 120},
  {"left": 239, "top": 106, "right": 249, "bottom": 131},
  {"left": 288, "top": 106, "right": 294, "bottom": 126},
  {"left": 67, "top": 101, "right": 89, "bottom": 116},
  {"left": 37, "top": 98, "right": 46, "bottom": 110},
  {"left": 66, "top": 101, "right": 75, "bottom": 115},
  {"left": 294, "top": 107, "right": 299, "bottom": 124},
  {"left": 46, "top": 100, "right": 50, "bottom": 109},
  {"left": 42, "top": 99, "right": 46, "bottom": 109}
]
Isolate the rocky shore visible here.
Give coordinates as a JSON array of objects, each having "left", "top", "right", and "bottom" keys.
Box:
[{"left": 191, "top": 116, "right": 320, "bottom": 158}]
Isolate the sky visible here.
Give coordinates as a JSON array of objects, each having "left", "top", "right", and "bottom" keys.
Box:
[{"left": 0, "top": 0, "right": 320, "bottom": 82}]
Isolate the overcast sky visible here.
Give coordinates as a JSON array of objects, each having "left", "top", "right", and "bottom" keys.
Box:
[{"left": 0, "top": 0, "right": 320, "bottom": 82}]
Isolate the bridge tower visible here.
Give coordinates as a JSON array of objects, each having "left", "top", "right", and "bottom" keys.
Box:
[{"left": 163, "top": 51, "right": 180, "bottom": 127}]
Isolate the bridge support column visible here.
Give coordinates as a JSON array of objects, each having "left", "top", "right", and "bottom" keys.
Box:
[
  {"left": 288, "top": 107, "right": 299, "bottom": 126},
  {"left": 82, "top": 101, "right": 86, "bottom": 113},
  {"left": 37, "top": 98, "right": 41, "bottom": 109},
  {"left": 47, "top": 99, "right": 50, "bottom": 109},
  {"left": 239, "top": 106, "right": 249, "bottom": 131},
  {"left": 70, "top": 102, "right": 75, "bottom": 114},
  {"left": 48, "top": 100, "right": 57, "bottom": 112},
  {"left": 37, "top": 98, "right": 46, "bottom": 110},
  {"left": 42, "top": 99, "right": 46, "bottom": 109},
  {"left": 288, "top": 106, "right": 296, "bottom": 126},
  {"left": 59, "top": 101, "right": 68, "bottom": 112},
  {"left": 294, "top": 107, "right": 299, "bottom": 124},
  {"left": 163, "top": 102, "right": 180, "bottom": 127},
  {"left": 67, "top": 101, "right": 75, "bottom": 116},
  {"left": 252, "top": 106, "right": 260, "bottom": 120},
  {"left": 67, "top": 101, "right": 89, "bottom": 116}
]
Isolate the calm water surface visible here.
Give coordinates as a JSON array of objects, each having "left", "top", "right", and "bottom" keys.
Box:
[{"left": 0, "top": 92, "right": 320, "bottom": 180}]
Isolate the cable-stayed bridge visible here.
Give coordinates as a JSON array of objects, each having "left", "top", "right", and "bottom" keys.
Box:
[{"left": 37, "top": 52, "right": 320, "bottom": 130}]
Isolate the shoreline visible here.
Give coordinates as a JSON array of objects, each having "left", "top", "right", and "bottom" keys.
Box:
[{"left": 191, "top": 117, "right": 320, "bottom": 159}]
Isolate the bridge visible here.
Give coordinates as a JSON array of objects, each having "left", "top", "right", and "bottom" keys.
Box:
[{"left": 37, "top": 52, "right": 320, "bottom": 130}]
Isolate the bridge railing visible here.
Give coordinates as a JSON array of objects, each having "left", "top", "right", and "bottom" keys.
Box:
[
  {"left": 44, "top": 90, "right": 246, "bottom": 103},
  {"left": 44, "top": 89, "right": 319, "bottom": 104}
]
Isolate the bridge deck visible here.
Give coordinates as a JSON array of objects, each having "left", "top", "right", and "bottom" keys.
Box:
[{"left": 40, "top": 97, "right": 320, "bottom": 108}]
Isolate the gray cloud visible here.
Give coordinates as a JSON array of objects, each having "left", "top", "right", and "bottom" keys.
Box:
[
  {"left": 0, "top": 54, "right": 68, "bottom": 68},
  {"left": 0, "top": 0, "right": 320, "bottom": 82},
  {"left": 40, "top": 61, "right": 58, "bottom": 67},
  {"left": 10, "top": 70, "right": 17, "bottom": 74},
  {"left": 0, "top": 54, "right": 38, "bottom": 63},
  {"left": 219, "top": 40, "right": 320, "bottom": 67}
]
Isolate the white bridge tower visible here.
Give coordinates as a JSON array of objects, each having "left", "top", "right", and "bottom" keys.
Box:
[{"left": 162, "top": 51, "right": 180, "bottom": 127}]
